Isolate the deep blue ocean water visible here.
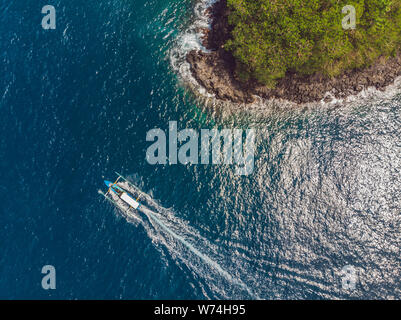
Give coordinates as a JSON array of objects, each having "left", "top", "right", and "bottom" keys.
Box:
[{"left": 0, "top": 0, "right": 400, "bottom": 299}]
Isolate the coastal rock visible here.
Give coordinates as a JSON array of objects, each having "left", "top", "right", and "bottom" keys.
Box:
[{"left": 186, "top": 0, "right": 401, "bottom": 104}]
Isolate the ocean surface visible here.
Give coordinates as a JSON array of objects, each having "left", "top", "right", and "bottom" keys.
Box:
[{"left": 0, "top": 0, "right": 400, "bottom": 299}]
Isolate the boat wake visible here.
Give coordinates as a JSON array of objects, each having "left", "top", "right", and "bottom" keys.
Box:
[
  {"left": 105, "top": 180, "right": 259, "bottom": 299},
  {"left": 169, "top": 0, "right": 216, "bottom": 98}
]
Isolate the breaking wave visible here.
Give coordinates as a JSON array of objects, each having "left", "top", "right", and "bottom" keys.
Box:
[
  {"left": 169, "top": 0, "right": 401, "bottom": 114},
  {"left": 104, "top": 180, "right": 260, "bottom": 299}
]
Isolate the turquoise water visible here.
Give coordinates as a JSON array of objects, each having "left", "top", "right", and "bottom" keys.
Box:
[{"left": 0, "top": 0, "right": 400, "bottom": 299}]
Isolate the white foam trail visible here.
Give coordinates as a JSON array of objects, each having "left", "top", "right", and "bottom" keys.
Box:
[
  {"left": 169, "top": 0, "right": 216, "bottom": 97},
  {"left": 170, "top": 0, "right": 401, "bottom": 113},
  {"left": 107, "top": 181, "right": 259, "bottom": 299}
]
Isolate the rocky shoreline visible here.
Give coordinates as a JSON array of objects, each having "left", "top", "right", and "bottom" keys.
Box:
[{"left": 186, "top": 0, "right": 401, "bottom": 104}]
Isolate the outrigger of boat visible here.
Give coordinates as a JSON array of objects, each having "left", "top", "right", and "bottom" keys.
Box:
[{"left": 100, "top": 172, "right": 141, "bottom": 211}]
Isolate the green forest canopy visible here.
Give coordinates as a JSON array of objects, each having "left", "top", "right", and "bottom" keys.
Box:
[{"left": 226, "top": 0, "right": 401, "bottom": 87}]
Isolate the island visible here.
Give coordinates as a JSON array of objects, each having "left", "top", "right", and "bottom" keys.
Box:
[{"left": 187, "top": 0, "right": 401, "bottom": 103}]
